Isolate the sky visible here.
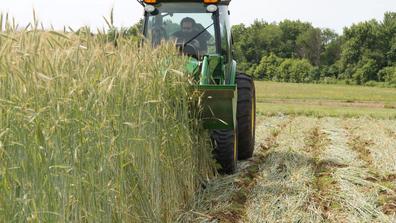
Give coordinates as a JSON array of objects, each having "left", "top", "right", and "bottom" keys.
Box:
[{"left": 1, "top": 0, "right": 396, "bottom": 33}]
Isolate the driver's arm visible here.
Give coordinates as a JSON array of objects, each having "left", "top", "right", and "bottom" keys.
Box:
[
  {"left": 194, "top": 23, "right": 212, "bottom": 53},
  {"left": 170, "top": 31, "right": 185, "bottom": 44}
]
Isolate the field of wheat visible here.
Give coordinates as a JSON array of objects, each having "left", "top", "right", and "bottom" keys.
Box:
[{"left": 0, "top": 23, "right": 216, "bottom": 222}]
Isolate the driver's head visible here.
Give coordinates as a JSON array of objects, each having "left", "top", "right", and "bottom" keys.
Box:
[{"left": 180, "top": 17, "right": 195, "bottom": 33}]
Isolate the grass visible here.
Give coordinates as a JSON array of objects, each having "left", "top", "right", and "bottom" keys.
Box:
[
  {"left": 255, "top": 81, "right": 396, "bottom": 102},
  {"left": 257, "top": 102, "right": 396, "bottom": 119},
  {"left": 0, "top": 21, "right": 215, "bottom": 222},
  {"left": 255, "top": 81, "right": 396, "bottom": 118}
]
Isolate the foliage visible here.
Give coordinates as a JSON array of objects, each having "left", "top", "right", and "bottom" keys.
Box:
[
  {"left": 253, "top": 55, "right": 314, "bottom": 83},
  {"left": 231, "top": 12, "right": 396, "bottom": 86},
  {"left": 278, "top": 58, "right": 315, "bottom": 83},
  {"left": 378, "top": 66, "right": 396, "bottom": 83},
  {"left": 106, "top": 19, "right": 144, "bottom": 43},
  {"left": 253, "top": 53, "right": 283, "bottom": 79},
  {"left": 352, "top": 58, "right": 379, "bottom": 84}
]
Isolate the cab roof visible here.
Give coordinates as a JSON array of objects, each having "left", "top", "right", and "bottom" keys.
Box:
[{"left": 143, "top": 0, "right": 231, "bottom": 5}]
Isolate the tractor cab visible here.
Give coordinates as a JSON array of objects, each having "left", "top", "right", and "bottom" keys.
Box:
[{"left": 141, "top": 0, "right": 231, "bottom": 60}]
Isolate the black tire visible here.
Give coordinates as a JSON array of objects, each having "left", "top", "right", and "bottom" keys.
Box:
[
  {"left": 236, "top": 73, "right": 256, "bottom": 160},
  {"left": 211, "top": 129, "right": 237, "bottom": 174}
]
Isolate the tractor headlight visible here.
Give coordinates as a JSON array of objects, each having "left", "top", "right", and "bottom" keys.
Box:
[
  {"left": 206, "top": 4, "right": 218, "bottom": 13},
  {"left": 144, "top": 4, "right": 156, "bottom": 13}
]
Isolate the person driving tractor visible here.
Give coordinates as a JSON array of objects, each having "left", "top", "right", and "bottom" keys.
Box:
[{"left": 171, "top": 17, "right": 212, "bottom": 56}]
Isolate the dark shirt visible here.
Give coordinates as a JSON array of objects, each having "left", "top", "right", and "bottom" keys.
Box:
[{"left": 171, "top": 26, "right": 212, "bottom": 52}]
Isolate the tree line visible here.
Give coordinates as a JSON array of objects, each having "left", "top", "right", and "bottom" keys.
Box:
[{"left": 232, "top": 12, "right": 396, "bottom": 86}]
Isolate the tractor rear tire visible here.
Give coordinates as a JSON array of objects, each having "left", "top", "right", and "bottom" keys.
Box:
[
  {"left": 236, "top": 73, "right": 256, "bottom": 160},
  {"left": 211, "top": 129, "right": 237, "bottom": 174}
]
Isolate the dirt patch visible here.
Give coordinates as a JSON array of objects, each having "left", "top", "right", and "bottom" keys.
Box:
[
  {"left": 379, "top": 184, "right": 396, "bottom": 215},
  {"left": 258, "top": 99, "right": 393, "bottom": 109},
  {"left": 206, "top": 155, "right": 274, "bottom": 221},
  {"left": 209, "top": 165, "right": 263, "bottom": 223},
  {"left": 258, "top": 118, "right": 293, "bottom": 152},
  {"left": 383, "top": 174, "right": 396, "bottom": 182},
  {"left": 385, "top": 128, "right": 396, "bottom": 139},
  {"left": 304, "top": 125, "right": 330, "bottom": 156},
  {"left": 207, "top": 211, "right": 240, "bottom": 223},
  {"left": 311, "top": 161, "right": 344, "bottom": 220},
  {"left": 303, "top": 124, "right": 346, "bottom": 220},
  {"left": 381, "top": 195, "right": 396, "bottom": 215},
  {"left": 363, "top": 173, "right": 396, "bottom": 215},
  {"left": 384, "top": 104, "right": 396, "bottom": 109},
  {"left": 345, "top": 126, "right": 375, "bottom": 165}
]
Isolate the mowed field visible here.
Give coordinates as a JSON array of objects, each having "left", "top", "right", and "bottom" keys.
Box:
[
  {"left": 180, "top": 82, "right": 396, "bottom": 223},
  {"left": 255, "top": 81, "right": 396, "bottom": 118}
]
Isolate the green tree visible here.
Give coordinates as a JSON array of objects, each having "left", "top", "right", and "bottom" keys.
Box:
[
  {"left": 254, "top": 53, "right": 283, "bottom": 79},
  {"left": 381, "top": 12, "right": 396, "bottom": 64},
  {"left": 278, "top": 58, "right": 314, "bottom": 83},
  {"left": 378, "top": 66, "right": 396, "bottom": 83},
  {"left": 340, "top": 20, "right": 384, "bottom": 67},
  {"left": 239, "top": 20, "right": 269, "bottom": 64},
  {"left": 278, "top": 20, "right": 313, "bottom": 58},
  {"left": 320, "top": 29, "right": 341, "bottom": 66},
  {"left": 321, "top": 38, "right": 342, "bottom": 66},
  {"left": 352, "top": 58, "right": 378, "bottom": 84},
  {"left": 296, "top": 28, "right": 322, "bottom": 65}
]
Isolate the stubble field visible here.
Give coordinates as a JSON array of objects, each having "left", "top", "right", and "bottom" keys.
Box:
[{"left": 180, "top": 82, "right": 396, "bottom": 223}]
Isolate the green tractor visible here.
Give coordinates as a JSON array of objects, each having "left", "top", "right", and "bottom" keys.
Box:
[{"left": 139, "top": 0, "right": 256, "bottom": 174}]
